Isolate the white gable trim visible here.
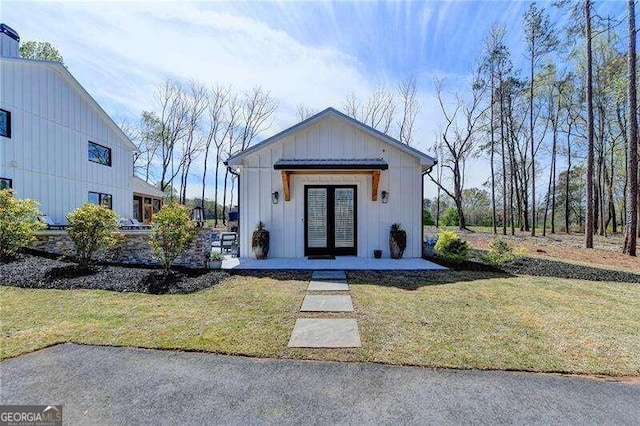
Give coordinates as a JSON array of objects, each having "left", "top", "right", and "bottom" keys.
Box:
[
  {"left": 1, "top": 57, "right": 138, "bottom": 153},
  {"left": 226, "top": 107, "right": 436, "bottom": 168}
]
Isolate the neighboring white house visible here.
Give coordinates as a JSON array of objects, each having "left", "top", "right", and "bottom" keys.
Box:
[
  {"left": 0, "top": 24, "right": 161, "bottom": 224},
  {"left": 226, "top": 107, "right": 437, "bottom": 259}
]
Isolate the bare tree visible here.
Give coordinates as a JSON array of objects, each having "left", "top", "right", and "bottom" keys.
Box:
[
  {"left": 428, "top": 74, "right": 488, "bottom": 230},
  {"left": 624, "top": 0, "right": 638, "bottom": 256},
  {"left": 296, "top": 104, "right": 316, "bottom": 121},
  {"left": 343, "top": 85, "right": 396, "bottom": 134},
  {"left": 200, "top": 85, "right": 235, "bottom": 223},
  {"left": 397, "top": 76, "right": 421, "bottom": 145},
  {"left": 524, "top": 3, "right": 558, "bottom": 236},
  {"left": 179, "top": 81, "right": 208, "bottom": 203},
  {"left": 481, "top": 25, "right": 510, "bottom": 235},
  {"left": 134, "top": 112, "right": 162, "bottom": 182},
  {"left": 155, "top": 80, "right": 189, "bottom": 195},
  {"left": 222, "top": 87, "right": 278, "bottom": 222}
]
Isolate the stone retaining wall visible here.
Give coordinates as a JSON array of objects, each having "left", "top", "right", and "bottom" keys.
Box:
[{"left": 32, "top": 228, "right": 212, "bottom": 269}]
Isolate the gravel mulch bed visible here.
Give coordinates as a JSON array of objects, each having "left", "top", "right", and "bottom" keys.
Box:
[
  {"left": 0, "top": 254, "right": 229, "bottom": 294},
  {"left": 426, "top": 255, "right": 640, "bottom": 284}
]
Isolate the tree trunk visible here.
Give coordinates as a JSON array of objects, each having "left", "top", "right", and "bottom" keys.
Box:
[
  {"left": 530, "top": 53, "right": 536, "bottom": 236},
  {"left": 500, "top": 87, "right": 508, "bottom": 236},
  {"left": 624, "top": 0, "right": 638, "bottom": 256},
  {"left": 585, "top": 0, "right": 595, "bottom": 248},
  {"left": 551, "top": 139, "right": 556, "bottom": 234},
  {"left": 565, "top": 127, "right": 572, "bottom": 234},
  {"left": 490, "top": 67, "right": 497, "bottom": 235}
]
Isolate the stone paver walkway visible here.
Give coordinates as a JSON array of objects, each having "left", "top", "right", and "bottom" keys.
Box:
[
  {"left": 307, "top": 280, "right": 349, "bottom": 291},
  {"left": 288, "top": 319, "right": 361, "bottom": 348},
  {"left": 300, "top": 295, "right": 354, "bottom": 312},
  {"left": 288, "top": 270, "right": 361, "bottom": 348}
]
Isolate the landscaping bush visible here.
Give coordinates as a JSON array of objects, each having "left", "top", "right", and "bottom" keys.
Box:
[
  {"left": 441, "top": 207, "right": 459, "bottom": 226},
  {"left": 423, "top": 209, "right": 435, "bottom": 226},
  {"left": 0, "top": 189, "right": 44, "bottom": 261},
  {"left": 149, "top": 202, "right": 197, "bottom": 273},
  {"left": 434, "top": 229, "right": 469, "bottom": 261},
  {"left": 483, "top": 237, "right": 517, "bottom": 265},
  {"left": 66, "top": 203, "right": 120, "bottom": 268}
]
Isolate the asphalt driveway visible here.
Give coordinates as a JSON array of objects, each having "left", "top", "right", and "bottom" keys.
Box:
[{"left": 1, "top": 344, "right": 638, "bottom": 424}]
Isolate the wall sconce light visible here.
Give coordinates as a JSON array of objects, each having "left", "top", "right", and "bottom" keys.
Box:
[
  {"left": 272, "top": 191, "right": 279, "bottom": 204},
  {"left": 381, "top": 190, "right": 389, "bottom": 203}
]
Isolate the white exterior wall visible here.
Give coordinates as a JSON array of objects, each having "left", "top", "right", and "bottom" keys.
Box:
[
  {"left": 0, "top": 59, "right": 134, "bottom": 223},
  {"left": 238, "top": 116, "right": 423, "bottom": 258}
]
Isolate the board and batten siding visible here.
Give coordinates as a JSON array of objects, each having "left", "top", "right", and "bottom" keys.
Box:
[
  {"left": 0, "top": 59, "right": 133, "bottom": 223},
  {"left": 238, "top": 115, "right": 423, "bottom": 258}
]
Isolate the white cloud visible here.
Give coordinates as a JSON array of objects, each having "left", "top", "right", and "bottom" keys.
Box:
[{"left": 3, "top": 1, "right": 494, "bottom": 198}]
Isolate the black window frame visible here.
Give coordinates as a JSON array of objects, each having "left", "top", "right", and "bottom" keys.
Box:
[
  {"left": 0, "top": 177, "right": 12, "bottom": 190},
  {"left": 0, "top": 109, "right": 11, "bottom": 138},
  {"left": 88, "top": 141, "right": 112, "bottom": 167},
  {"left": 88, "top": 191, "right": 113, "bottom": 209}
]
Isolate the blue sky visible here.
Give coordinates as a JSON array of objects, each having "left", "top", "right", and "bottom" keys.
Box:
[{"left": 1, "top": 1, "right": 628, "bottom": 198}]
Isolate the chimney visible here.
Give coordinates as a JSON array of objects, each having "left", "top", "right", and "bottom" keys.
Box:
[{"left": 0, "top": 24, "right": 20, "bottom": 58}]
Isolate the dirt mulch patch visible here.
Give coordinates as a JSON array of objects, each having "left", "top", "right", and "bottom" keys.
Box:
[
  {"left": 0, "top": 254, "right": 228, "bottom": 294},
  {"left": 461, "top": 232, "right": 640, "bottom": 273}
]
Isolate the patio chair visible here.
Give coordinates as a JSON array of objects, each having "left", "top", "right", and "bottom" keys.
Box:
[
  {"left": 119, "top": 218, "right": 137, "bottom": 230},
  {"left": 220, "top": 232, "right": 238, "bottom": 255},
  {"left": 211, "top": 232, "right": 222, "bottom": 249},
  {"left": 130, "top": 218, "right": 151, "bottom": 229},
  {"left": 38, "top": 215, "right": 67, "bottom": 230}
]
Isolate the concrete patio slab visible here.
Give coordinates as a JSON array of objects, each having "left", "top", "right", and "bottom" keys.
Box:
[
  {"left": 300, "top": 295, "right": 354, "bottom": 312},
  {"left": 312, "top": 270, "right": 347, "bottom": 280},
  {"left": 288, "top": 319, "right": 361, "bottom": 348},
  {"left": 307, "top": 280, "right": 349, "bottom": 291},
  {"left": 222, "top": 257, "right": 447, "bottom": 271}
]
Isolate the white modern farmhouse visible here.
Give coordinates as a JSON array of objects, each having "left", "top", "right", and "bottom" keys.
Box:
[
  {"left": 0, "top": 24, "right": 163, "bottom": 224},
  {"left": 226, "top": 108, "right": 437, "bottom": 259}
]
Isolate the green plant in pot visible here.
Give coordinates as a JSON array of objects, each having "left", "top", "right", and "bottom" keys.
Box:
[
  {"left": 252, "top": 221, "right": 270, "bottom": 259},
  {"left": 389, "top": 223, "right": 407, "bottom": 259},
  {"left": 208, "top": 250, "right": 223, "bottom": 269}
]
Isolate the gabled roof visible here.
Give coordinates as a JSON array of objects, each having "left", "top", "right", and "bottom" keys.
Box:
[
  {"left": 0, "top": 56, "right": 138, "bottom": 153},
  {"left": 132, "top": 176, "right": 165, "bottom": 198},
  {"left": 226, "top": 107, "right": 436, "bottom": 168}
]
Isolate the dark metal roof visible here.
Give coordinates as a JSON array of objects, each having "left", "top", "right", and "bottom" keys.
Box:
[
  {"left": 273, "top": 158, "right": 388, "bottom": 170},
  {"left": 0, "top": 24, "right": 19, "bottom": 42}
]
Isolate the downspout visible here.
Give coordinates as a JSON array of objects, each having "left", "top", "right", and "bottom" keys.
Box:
[
  {"left": 422, "top": 161, "right": 437, "bottom": 257},
  {"left": 224, "top": 161, "right": 241, "bottom": 250}
]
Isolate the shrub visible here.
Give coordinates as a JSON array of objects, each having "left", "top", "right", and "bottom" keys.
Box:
[
  {"left": 441, "top": 207, "right": 459, "bottom": 226},
  {"left": 434, "top": 229, "right": 469, "bottom": 261},
  {"left": 149, "top": 202, "right": 197, "bottom": 272},
  {"left": 0, "top": 189, "right": 45, "bottom": 261},
  {"left": 423, "top": 210, "right": 435, "bottom": 226},
  {"left": 66, "top": 203, "right": 120, "bottom": 268},
  {"left": 483, "top": 237, "right": 517, "bottom": 265}
]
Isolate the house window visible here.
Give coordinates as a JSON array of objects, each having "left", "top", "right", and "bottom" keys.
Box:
[
  {"left": 0, "top": 109, "right": 10, "bottom": 138},
  {"left": 88, "top": 191, "right": 112, "bottom": 209},
  {"left": 88, "top": 141, "right": 112, "bottom": 166},
  {"left": 0, "top": 177, "right": 12, "bottom": 190},
  {"left": 152, "top": 199, "right": 161, "bottom": 213}
]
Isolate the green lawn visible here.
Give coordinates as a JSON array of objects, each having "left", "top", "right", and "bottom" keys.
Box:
[{"left": 2, "top": 273, "right": 639, "bottom": 376}]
